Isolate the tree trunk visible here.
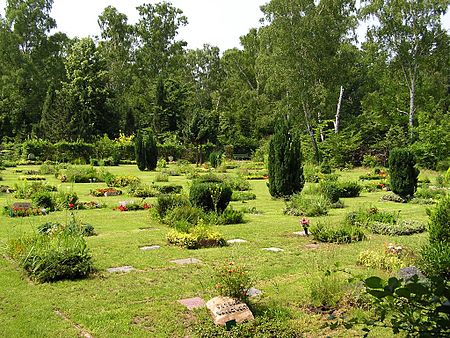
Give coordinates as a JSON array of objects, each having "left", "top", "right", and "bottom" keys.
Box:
[
  {"left": 302, "top": 102, "right": 320, "bottom": 163},
  {"left": 334, "top": 86, "right": 344, "bottom": 133},
  {"left": 409, "top": 77, "right": 415, "bottom": 140}
]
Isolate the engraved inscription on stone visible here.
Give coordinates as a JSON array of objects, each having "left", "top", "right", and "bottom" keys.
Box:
[
  {"left": 206, "top": 296, "right": 254, "bottom": 326},
  {"left": 12, "top": 202, "right": 32, "bottom": 210}
]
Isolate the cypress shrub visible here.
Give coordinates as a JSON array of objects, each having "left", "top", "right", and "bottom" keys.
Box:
[
  {"left": 268, "top": 117, "right": 304, "bottom": 197},
  {"left": 135, "top": 129, "right": 158, "bottom": 171},
  {"left": 388, "top": 148, "right": 419, "bottom": 198}
]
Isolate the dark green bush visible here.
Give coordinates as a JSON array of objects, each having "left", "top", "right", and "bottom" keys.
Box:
[
  {"left": 231, "top": 191, "right": 256, "bottom": 201},
  {"left": 155, "top": 194, "right": 190, "bottom": 219},
  {"left": 127, "top": 183, "right": 159, "bottom": 198},
  {"left": 389, "top": 148, "right": 420, "bottom": 198},
  {"left": 338, "top": 181, "right": 362, "bottom": 198},
  {"left": 268, "top": 116, "right": 304, "bottom": 197},
  {"left": 157, "top": 185, "right": 182, "bottom": 194},
  {"left": 219, "top": 207, "right": 245, "bottom": 224},
  {"left": 223, "top": 175, "right": 251, "bottom": 191},
  {"left": 32, "top": 191, "right": 54, "bottom": 210},
  {"left": 415, "top": 187, "right": 447, "bottom": 200},
  {"left": 189, "top": 180, "right": 232, "bottom": 213},
  {"left": 310, "top": 222, "right": 366, "bottom": 244}
]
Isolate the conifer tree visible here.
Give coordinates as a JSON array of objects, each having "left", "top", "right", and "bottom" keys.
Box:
[
  {"left": 389, "top": 148, "right": 419, "bottom": 198},
  {"left": 135, "top": 129, "right": 158, "bottom": 171},
  {"left": 268, "top": 116, "right": 304, "bottom": 197}
]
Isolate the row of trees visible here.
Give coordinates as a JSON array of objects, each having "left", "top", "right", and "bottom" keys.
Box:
[{"left": 0, "top": 0, "right": 449, "bottom": 168}]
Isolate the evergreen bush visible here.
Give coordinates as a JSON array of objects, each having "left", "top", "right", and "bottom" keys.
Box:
[
  {"left": 428, "top": 195, "right": 450, "bottom": 244},
  {"left": 268, "top": 117, "right": 304, "bottom": 197},
  {"left": 189, "top": 180, "right": 232, "bottom": 213},
  {"left": 135, "top": 129, "right": 158, "bottom": 171},
  {"left": 388, "top": 148, "right": 419, "bottom": 198}
]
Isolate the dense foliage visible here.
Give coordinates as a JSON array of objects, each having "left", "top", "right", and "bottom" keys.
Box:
[{"left": 135, "top": 129, "right": 158, "bottom": 171}]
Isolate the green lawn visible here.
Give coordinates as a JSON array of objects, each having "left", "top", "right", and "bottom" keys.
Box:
[{"left": 0, "top": 164, "right": 441, "bottom": 337}]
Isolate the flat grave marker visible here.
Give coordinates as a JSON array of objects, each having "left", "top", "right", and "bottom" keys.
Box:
[
  {"left": 178, "top": 297, "right": 206, "bottom": 310},
  {"left": 262, "top": 247, "right": 284, "bottom": 252},
  {"left": 140, "top": 245, "right": 161, "bottom": 251},
  {"left": 170, "top": 258, "right": 202, "bottom": 265},
  {"left": 107, "top": 266, "right": 135, "bottom": 273},
  {"left": 12, "top": 202, "right": 32, "bottom": 210},
  {"left": 227, "top": 239, "right": 248, "bottom": 244}
]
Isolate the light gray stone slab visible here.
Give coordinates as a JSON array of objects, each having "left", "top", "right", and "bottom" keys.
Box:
[
  {"left": 262, "top": 247, "right": 284, "bottom": 252},
  {"left": 170, "top": 258, "right": 202, "bottom": 265},
  {"left": 293, "top": 231, "right": 307, "bottom": 236},
  {"left": 305, "top": 244, "right": 320, "bottom": 250},
  {"left": 178, "top": 297, "right": 206, "bottom": 310},
  {"left": 206, "top": 296, "right": 254, "bottom": 326},
  {"left": 227, "top": 239, "right": 248, "bottom": 244},
  {"left": 107, "top": 266, "right": 135, "bottom": 273},
  {"left": 140, "top": 245, "right": 161, "bottom": 251}
]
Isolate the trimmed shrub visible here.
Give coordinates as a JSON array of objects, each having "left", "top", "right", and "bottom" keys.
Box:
[
  {"left": 218, "top": 207, "right": 245, "bottom": 225},
  {"left": 127, "top": 183, "right": 159, "bottom": 198},
  {"left": 268, "top": 116, "right": 304, "bottom": 197},
  {"left": 367, "top": 220, "right": 426, "bottom": 236},
  {"left": 284, "top": 193, "right": 330, "bottom": 217},
  {"left": 189, "top": 180, "right": 232, "bottom": 213},
  {"left": 167, "top": 224, "right": 226, "bottom": 249},
  {"left": 106, "top": 175, "right": 140, "bottom": 187},
  {"left": 389, "top": 148, "right": 420, "bottom": 198},
  {"left": 310, "top": 222, "right": 366, "bottom": 244},
  {"left": 135, "top": 129, "right": 158, "bottom": 171},
  {"left": 338, "top": 181, "right": 362, "bottom": 198},
  {"left": 157, "top": 185, "right": 182, "bottom": 194},
  {"left": 223, "top": 175, "right": 251, "bottom": 191},
  {"left": 428, "top": 195, "right": 450, "bottom": 244}
]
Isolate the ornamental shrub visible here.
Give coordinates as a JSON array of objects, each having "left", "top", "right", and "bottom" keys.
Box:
[
  {"left": 189, "top": 180, "right": 232, "bottom": 213},
  {"left": 388, "top": 148, "right": 419, "bottom": 198},
  {"left": 209, "top": 151, "right": 223, "bottom": 168},
  {"left": 154, "top": 194, "right": 190, "bottom": 219},
  {"left": 214, "top": 261, "right": 252, "bottom": 302},
  {"left": 318, "top": 181, "right": 341, "bottom": 203},
  {"left": 309, "top": 222, "right": 365, "bottom": 244},
  {"left": 135, "top": 129, "right": 158, "bottom": 171},
  {"left": 31, "top": 191, "right": 54, "bottom": 210},
  {"left": 428, "top": 195, "right": 450, "bottom": 244},
  {"left": 268, "top": 116, "right": 304, "bottom": 197},
  {"left": 284, "top": 193, "right": 330, "bottom": 217}
]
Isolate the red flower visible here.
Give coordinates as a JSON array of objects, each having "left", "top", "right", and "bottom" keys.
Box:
[{"left": 68, "top": 203, "right": 75, "bottom": 209}]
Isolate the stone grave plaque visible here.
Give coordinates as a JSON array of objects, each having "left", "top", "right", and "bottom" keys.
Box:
[
  {"left": 104, "top": 190, "right": 120, "bottom": 197},
  {"left": 227, "top": 239, "right": 247, "bottom": 244},
  {"left": 206, "top": 296, "right": 254, "bottom": 326},
  {"left": 12, "top": 202, "right": 32, "bottom": 210},
  {"left": 293, "top": 231, "right": 307, "bottom": 236},
  {"left": 170, "top": 258, "right": 202, "bottom": 265},
  {"left": 107, "top": 266, "right": 135, "bottom": 273},
  {"left": 178, "top": 297, "right": 205, "bottom": 310},
  {"left": 262, "top": 247, "right": 284, "bottom": 252},
  {"left": 140, "top": 245, "right": 160, "bottom": 251},
  {"left": 305, "top": 243, "right": 320, "bottom": 250}
]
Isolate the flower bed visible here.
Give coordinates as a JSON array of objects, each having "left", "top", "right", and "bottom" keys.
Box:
[
  {"left": 114, "top": 201, "right": 151, "bottom": 212},
  {"left": 90, "top": 188, "right": 122, "bottom": 197},
  {"left": 3, "top": 205, "right": 47, "bottom": 217}
]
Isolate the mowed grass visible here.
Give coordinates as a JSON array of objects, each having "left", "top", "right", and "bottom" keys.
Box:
[{"left": 0, "top": 164, "right": 438, "bottom": 337}]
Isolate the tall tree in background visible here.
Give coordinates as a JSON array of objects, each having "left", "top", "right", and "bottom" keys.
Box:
[
  {"left": 362, "top": 0, "right": 448, "bottom": 140},
  {"left": 260, "top": 0, "right": 357, "bottom": 163},
  {"left": 268, "top": 116, "right": 304, "bottom": 197}
]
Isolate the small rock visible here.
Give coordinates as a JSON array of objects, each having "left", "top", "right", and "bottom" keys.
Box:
[
  {"left": 246, "top": 287, "right": 262, "bottom": 297},
  {"left": 206, "top": 296, "right": 254, "bottom": 326},
  {"left": 293, "top": 231, "right": 307, "bottom": 236}
]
